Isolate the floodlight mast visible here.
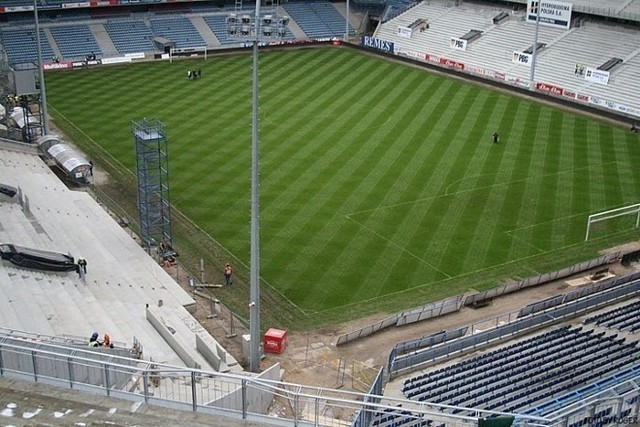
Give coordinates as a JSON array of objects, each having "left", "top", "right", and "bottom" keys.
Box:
[
  {"left": 249, "top": 0, "right": 262, "bottom": 375},
  {"left": 227, "top": 0, "right": 288, "bottom": 374},
  {"left": 345, "top": 0, "right": 350, "bottom": 41},
  {"left": 34, "top": 0, "right": 50, "bottom": 135},
  {"left": 528, "top": 0, "right": 542, "bottom": 91}
]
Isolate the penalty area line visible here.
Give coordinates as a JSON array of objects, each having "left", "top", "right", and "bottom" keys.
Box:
[{"left": 345, "top": 214, "right": 452, "bottom": 279}]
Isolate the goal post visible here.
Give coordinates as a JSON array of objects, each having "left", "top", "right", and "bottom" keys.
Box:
[
  {"left": 585, "top": 203, "right": 640, "bottom": 241},
  {"left": 169, "top": 46, "right": 208, "bottom": 63}
]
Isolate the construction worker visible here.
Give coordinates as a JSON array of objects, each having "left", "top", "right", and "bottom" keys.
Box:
[
  {"left": 88, "top": 332, "right": 101, "bottom": 347},
  {"left": 77, "top": 257, "right": 87, "bottom": 279},
  {"left": 103, "top": 333, "right": 114, "bottom": 348},
  {"left": 224, "top": 263, "right": 233, "bottom": 286}
]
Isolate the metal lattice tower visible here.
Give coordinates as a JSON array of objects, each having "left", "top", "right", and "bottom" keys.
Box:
[{"left": 131, "top": 118, "right": 173, "bottom": 253}]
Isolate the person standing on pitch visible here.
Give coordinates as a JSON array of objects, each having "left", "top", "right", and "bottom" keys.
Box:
[
  {"left": 224, "top": 263, "right": 233, "bottom": 286},
  {"left": 492, "top": 131, "right": 500, "bottom": 144}
]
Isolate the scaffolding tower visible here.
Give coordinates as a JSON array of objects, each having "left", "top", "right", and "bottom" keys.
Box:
[{"left": 131, "top": 118, "right": 173, "bottom": 253}]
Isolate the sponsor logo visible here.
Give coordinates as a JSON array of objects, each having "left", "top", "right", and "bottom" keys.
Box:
[
  {"left": 62, "top": 2, "right": 90, "bottom": 8},
  {"left": 439, "top": 57, "right": 464, "bottom": 70},
  {"left": 466, "top": 65, "right": 486, "bottom": 75},
  {"left": 584, "top": 67, "right": 610, "bottom": 85},
  {"left": 43, "top": 62, "right": 71, "bottom": 70},
  {"left": 562, "top": 89, "right": 576, "bottom": 98},
  {"left": 6, "top": 5, "right": 34, "bottom": 12},
  {"left": 361, "top": 36, "right": 394, "bottom": 53},
  {"left": 577, "top": 93, "right": 589, "bottom": 102},
  {"left": 449, "top": 38, "right": 467, "bottom": 51},
  {"left": 512, "top": 51, "right": 532, "bottom": 66},
  {"left": 424, "top": 53, "right": 439, "bottom": 63},
  {"left": 536, "top": 82, "right": 564, "bottom": 96},
  {"left": 495, "top": 72, "right": 505, "bottom": 81},
  {"left": 101, "top": 56, "right": 132, "bottom": 65}
]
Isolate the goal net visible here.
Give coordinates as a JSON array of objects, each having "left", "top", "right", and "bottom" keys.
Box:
[{"left": 585, "top": 203, "right": 640, "bottom": 241}]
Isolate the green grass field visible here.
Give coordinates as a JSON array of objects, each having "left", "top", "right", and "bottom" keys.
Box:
[{"left": 45, "top": 46, "right": 640, "bottom": 328}]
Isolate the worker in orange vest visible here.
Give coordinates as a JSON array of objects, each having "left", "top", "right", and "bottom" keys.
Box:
[{"left": 224, "top": 263, "right": 233, "bottom": 286}]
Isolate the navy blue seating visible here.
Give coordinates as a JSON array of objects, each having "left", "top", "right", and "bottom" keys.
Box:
[
  {"left": 150, "top": 16, "right": 205, "bottom": 49},
  {"left": 585, "top": 301, "right": 640, "bottom": 332},
  {"left": 402, "top": 325, "right": 640, "bottom": 414},
  {"left": 50, "top": 25, "right": 100, "bottom": 59},
  {"left": 104, "top": 20, "right": 154, "bottom": 53},
  {"left": 283, "top": 1, "right": 354, "bottom": 38},
  {"left": 0, "top": 27, "right": 55, "bottom": 65}
]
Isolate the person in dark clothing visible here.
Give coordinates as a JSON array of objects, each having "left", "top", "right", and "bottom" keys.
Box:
[
  {"left": 492, "top": 132, "right": 500, "bottom": 143},
  {"left": 77, "top": 257, "right": 87, "bottom": 278},
  {"left": 88, "top": 332, "right": 101, "bottom": 347}
]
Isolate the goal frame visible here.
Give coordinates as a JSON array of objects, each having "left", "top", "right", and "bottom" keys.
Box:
[
  {"left": 585, "top": 203, "right": 640, "bottom": 241},
  {"left": 169, "top": 46, "right": 208, "bottom": 63}
]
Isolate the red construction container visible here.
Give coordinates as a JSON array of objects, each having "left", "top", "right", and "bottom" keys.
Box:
[{"left": 263, "top": 328, "right": 287, "bottom": 354}]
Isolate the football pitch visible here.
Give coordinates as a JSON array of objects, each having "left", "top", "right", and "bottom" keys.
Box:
[{"left": 45, "top": 46, "right": 640, "bottom": 328}]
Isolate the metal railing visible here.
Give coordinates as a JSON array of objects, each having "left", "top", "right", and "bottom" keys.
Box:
[{"left": 0, "top": 339, "right": 560, "bottom": 426}]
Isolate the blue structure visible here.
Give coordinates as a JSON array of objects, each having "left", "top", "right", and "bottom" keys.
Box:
[{"left": 131, "top": 118, "right": 173, "bottom": 253}]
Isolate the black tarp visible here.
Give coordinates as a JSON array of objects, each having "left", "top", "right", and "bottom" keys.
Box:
[
  {"left": 0, "top": 243, "right": 76, "bottom": 272},
  {"left": 0, "top": 184, "right": 17, "bottom": 197}
]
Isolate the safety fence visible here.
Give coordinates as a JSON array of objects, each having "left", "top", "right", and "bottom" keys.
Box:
[
  {"left": 336, "top": 295, "right": 464, "bottom": 346},
  {"left": 0, "top": 339, "right": 561, "bottom": 427},
  {"left": 338, "top": 252, "right": 619, "bottom": 347},
  {"left": 388, "top": 271, "right": 640, "bottom": 377},
  {"left": 464, "top": 253, "right": 620, "bottom": 307},
  {"left": 351, "top": 367, "right": 384, "bottom": 427}
]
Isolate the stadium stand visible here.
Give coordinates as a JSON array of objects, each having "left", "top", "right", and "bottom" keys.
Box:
[
  {"left": 375, "top": 1, "right": 503, "bottom": 57},
  {"left": 3, "top": 0, "right": 640, "bottom": 423},
  {"left": 49, "top": 24, "right": 100, "bottom": 59},
  {"left": 0, "top": 147, "right": 241, "bottom": 372},
  {"left": 375, "top": 0, "right": 640, "bottom": 116},
  {"left": 0, "top": 27, "right": 55, "bottom": 65},
  {"left": 104, "top": 20, "right": 155, "bottom": 53},
  {"left": 283, "top": 1, "right": 354, "bottom": 38},
  {"left": 584, "top": 300, "right": 640, "bottom": 332},
  {"left": 402, "top": 324, "right": 640, "bottom": 414},
  {"left": 150, "top": 16, "right": 206, "bottom": 49}
]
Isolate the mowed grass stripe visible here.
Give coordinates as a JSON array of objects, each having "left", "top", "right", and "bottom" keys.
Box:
[
  {"left": 303, "top": 72, "right": 458, "bottom": 304},
  {"left": 548, "top": 111, "right": 577, "bottom": 248},
  {"left": 259, "top": 58, "right": 403, "bottom": 296},
  {"left": 405, "top": 87, "right": 496, "bottom": 274},
  {"left": 266, "top": 64, "right": 423, "bottom": 305},
  {"left": 411, "top": 86, "right": 484, "bottom": 273},
  {"left": 447, "top": 92, "right": 509, "bottom": 272}
]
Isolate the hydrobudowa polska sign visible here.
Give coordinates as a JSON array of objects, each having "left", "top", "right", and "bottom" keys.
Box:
[{"left": 526, "top": 0, "right": 572, "bottom": 29}]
